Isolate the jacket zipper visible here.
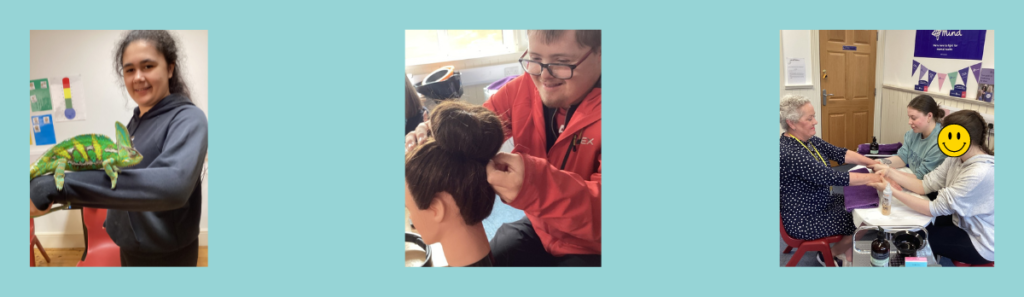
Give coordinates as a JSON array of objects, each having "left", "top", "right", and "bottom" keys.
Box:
[{"left": 560, "top": 131, "right": 583, "bottom": 170}]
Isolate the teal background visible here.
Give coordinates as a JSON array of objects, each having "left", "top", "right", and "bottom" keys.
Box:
[{"left": 1, "top": 0, "right": 1019, "bottom": 296}]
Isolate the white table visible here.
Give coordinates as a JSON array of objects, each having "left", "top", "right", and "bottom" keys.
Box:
[{"left": 850, "top": 166, "right": 934, "bottom": 228}]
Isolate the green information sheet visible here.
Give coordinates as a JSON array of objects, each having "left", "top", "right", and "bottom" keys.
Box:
[{"left": 30, "top": 78, "right": 52, "bottom": 112}]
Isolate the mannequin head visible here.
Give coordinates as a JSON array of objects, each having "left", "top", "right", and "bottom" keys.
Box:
[{"left": 405, "top": 101, "right": 504, "bottom": 244}]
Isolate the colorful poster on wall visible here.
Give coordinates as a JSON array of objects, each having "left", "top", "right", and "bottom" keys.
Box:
[
  {"left": 50, "top": 75, "right": 87, "bottom": 122},
  {"left": 31, "top": 114, "right": 56, "bottom": 146},
  {"left": 30, "top": 78, "right": 53, "bottom": 112},
  {"left": 977, "top": 68, "right": 994, "bottom": 103},
  {"left": 914, "top": 30, "right": 986, "bottom": 60}
]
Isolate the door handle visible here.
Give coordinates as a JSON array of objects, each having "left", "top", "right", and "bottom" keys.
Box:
[{"left": 821, "top": 89, "right": 833, "bottom": 106}]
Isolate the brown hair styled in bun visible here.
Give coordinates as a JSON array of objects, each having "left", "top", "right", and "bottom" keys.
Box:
[{"left": 405, "top": 101, "right": 504, "bottom": 225}]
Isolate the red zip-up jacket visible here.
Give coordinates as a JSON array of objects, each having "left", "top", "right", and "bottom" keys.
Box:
[{"left": 483, "top": 75, "right": 601, "bottom": 257}]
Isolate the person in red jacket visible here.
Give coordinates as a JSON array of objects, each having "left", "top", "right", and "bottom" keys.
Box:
[{"left": 406, "top": 30, "right": 601, "bottom": 266}]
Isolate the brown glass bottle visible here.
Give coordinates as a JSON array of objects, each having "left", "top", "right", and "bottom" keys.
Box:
[{"left": 870, "top": 227, "right": 890, "bottom": 267}]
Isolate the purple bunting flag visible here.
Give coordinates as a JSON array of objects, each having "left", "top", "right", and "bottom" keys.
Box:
[
  {"left": 971, "top": 63, "right": 982, "bottom": 83},
  {"left": 959, "top": 67, "right": 969, "bottom": 86},
  {"left": 927, "top": 70, "right": 937, "bottom": 85},
  {"left": 919, "top": 65, "right": 929, "bottom": 81},
  {"left": 912, "top": 60, "right": 921, "bottom": 76}
]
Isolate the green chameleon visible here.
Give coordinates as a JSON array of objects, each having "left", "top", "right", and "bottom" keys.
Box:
[{"left": 30, "top": 121, "right": 143, "bottom": 193}]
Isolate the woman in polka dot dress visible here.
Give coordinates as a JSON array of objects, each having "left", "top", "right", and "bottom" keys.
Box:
[{"left": 779, "top": 95, "right": 881, "bottom": 266}]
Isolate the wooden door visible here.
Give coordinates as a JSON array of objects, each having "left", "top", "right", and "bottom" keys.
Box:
[{"left": 819, "top": 30, "right": 876, "bottom": 153}]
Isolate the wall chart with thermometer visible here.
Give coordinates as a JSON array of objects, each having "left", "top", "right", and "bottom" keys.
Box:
[
  {"left": 51, "top": 75, "right": 87, "bottom": 122},
  {"left": 62, "top": 77, "right": 76, "bottom": 119}
]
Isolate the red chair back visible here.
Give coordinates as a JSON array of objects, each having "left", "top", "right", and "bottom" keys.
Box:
[
  {"left": 31, "top": 218, "right": 37, "bottom": 267},
  {"left": 77, "top": 208, "right": 121, "bottom": 267}
]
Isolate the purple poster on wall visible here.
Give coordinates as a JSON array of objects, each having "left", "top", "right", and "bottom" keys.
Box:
[
  {"left": 979, "top": 68, "right": 995, "bottom": 84},
  {"left": 914, "top": 30, "right": 986, "bottom": 60}
]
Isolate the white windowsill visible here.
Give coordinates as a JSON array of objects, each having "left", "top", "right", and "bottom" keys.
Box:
[
  {"left": 405, "top": 50, "right": 524, "bottom": 78},
  {"left": 406, "top": 49, "right": 519, "bottom": 67}
]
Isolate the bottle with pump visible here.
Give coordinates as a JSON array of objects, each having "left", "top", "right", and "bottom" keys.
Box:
[
  {"left": 870, "top": 136, "right": 879, "bottom": 154},
  {"left": 870, "top": 227, "right": 890, "bottom": 267}
]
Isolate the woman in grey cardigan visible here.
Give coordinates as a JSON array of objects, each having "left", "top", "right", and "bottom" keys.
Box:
[{"left": 868, "top": 110, "right": 994, "bottom": 265}]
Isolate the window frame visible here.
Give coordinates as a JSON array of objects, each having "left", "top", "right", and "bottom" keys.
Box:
[{"left": 405, "top": 30, "right": 527, "bottom": 67}]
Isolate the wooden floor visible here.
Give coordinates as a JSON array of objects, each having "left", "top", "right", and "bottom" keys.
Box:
[{"left": 32, "top": 247, "right": 208, "bottom": 267}]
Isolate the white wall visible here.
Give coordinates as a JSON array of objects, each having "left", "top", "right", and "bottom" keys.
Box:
[
  {"left": 30, "top": 30, "right": 209, "bottom": 247},
  {"left": 781, "top": 30, "right": 812, "bottom": 87},
  {"left": 882, "top": 30, "right": 995, "bottom": 98},
  {"left": 779, "top": 30, "right": 821, "bottom": 136}
]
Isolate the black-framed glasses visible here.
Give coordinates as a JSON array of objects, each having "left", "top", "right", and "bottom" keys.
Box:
[{"left": 518, "top": 50, "right": 592, "bottom": 79}]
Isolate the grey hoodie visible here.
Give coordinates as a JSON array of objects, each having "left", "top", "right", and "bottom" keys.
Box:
[
  {"left": 924, "top": 154, "right": 995, "bottom": 261},
  {"left": 31, "top": 94, "right": 208, "bottom": 254}
]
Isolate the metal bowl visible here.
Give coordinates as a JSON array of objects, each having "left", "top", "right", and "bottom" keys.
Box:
[
  {"left": 405, "top": 232, "right": 432, "bottom": 267},
  {"left": 893, "top": 230, "right": 926, "bottom": 257}
]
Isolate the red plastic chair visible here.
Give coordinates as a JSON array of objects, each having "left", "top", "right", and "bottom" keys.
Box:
[
  {"left": 952, "top": 260, "right": 994, "bottom": 267},
  {"left": 77, "top": 208, "right": 121, "bottom": 267},
  {"left": 30, "top": 218, "right": 50, "bottom": 267},
  {"left": 781, "top": 217, "right": 843, "bottom": 267}
]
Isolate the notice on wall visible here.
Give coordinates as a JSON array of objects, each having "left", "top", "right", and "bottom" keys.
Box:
[
  {"left": 914, "top": 30, "right": 986, "bottom": 60},
  {"left": 30, "top": 78, "right": 53, "bottom": 112},
  {"left": 786, "top": 57, "right": 806, "bottom": 85},
  {"left": 31, "top": 114, "right": 56, "bottom": 146}
]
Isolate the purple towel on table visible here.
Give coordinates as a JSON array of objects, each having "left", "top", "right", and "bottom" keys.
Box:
[
  {"left": 844, "top": 168, "right": 879, "bottom": 211},
  {"left": 486, "top": 75, "right": 520, "bottom": 91},
  {"left": 857, "top": 142, "right": 902, "bottom": 155}
]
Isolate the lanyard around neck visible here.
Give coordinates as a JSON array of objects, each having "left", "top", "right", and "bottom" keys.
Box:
[
  {"left": 790, "top": 134, "right": 832, "bottom": 193},
  {"left": 789, "top": 134, "right": 827, "bottom": 167}
]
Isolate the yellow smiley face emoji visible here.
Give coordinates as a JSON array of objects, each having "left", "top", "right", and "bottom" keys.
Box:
[{"left": 938, "top": 124, "right": 971, "bottom": 157}]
